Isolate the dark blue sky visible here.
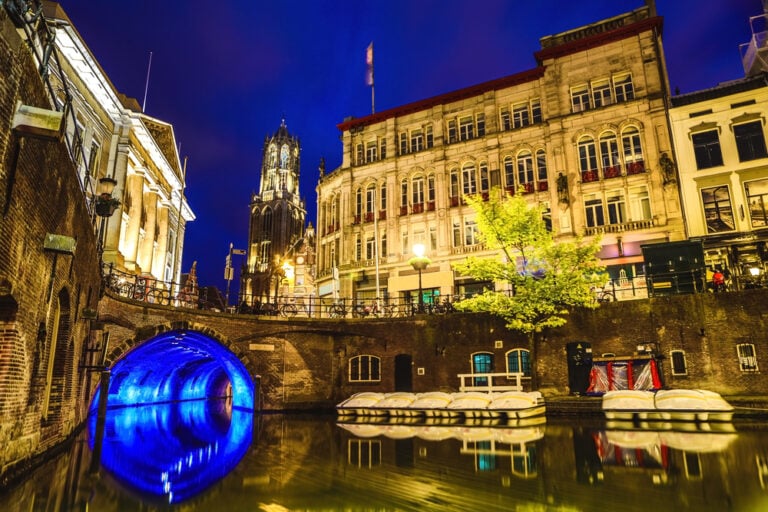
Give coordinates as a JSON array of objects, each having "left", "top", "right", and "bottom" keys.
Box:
[{"left": 60, "top": 0, "right": 760, "bottom": 289}]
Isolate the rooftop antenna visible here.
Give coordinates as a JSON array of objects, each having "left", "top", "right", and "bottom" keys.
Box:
[{"left": 142, "top": 51, "right": 153, "bottom": 112}]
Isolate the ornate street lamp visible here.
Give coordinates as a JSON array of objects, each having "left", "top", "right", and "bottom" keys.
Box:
[
  {"left": 409, "top": 243, "right": 431, "bottom": 314},
  {"left": 94, "top": 176, "right": 119, "bottom": 260}
]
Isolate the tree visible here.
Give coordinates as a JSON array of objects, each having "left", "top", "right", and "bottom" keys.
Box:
[{"left": 453, "top": 190, "right": 605, "bottom": 388}]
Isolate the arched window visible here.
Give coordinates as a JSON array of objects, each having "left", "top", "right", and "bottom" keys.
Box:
[
  {"left": 462, "top": 163, "right": 477, "bottom": 196},
  {"left": 622, "top": 127, "right": 644, "bottom": 174},
  {"left": 599, "top": 132, "right": 621, "bottom": 179},
  {"left": 349, "top": 355, "right": 381, "bottom": 382},
  {"left": 472, "top": 352, "right": 494, "bottom": 386},
  {"left": 506, "top": 348, "right": 531, "bottom": 377},
  {"left": 365, "top": 183, "right": 375, "bottom": 222},
  {"left": 262, "top": 208, "right": 273, "bottom": 237},
  {"left": 578, "top": 137, "right": 598, "bottom": 182}
]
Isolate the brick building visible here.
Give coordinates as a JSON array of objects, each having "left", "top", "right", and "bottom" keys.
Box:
[{"left": 315, "top": 5, "right": 685, "bottom": 305}]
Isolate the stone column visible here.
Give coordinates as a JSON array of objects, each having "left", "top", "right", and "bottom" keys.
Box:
[
  {"left": 138, "top": 189, "right": 158, "bottom": 276},
  {"left": 102, "top": 142, "right": 129, "bottom": 265},
  {"left": 152, "top": 202, "right": 170, "bottom": 280},
  {"left": 122, "top": 170, "right": 145, "bottom": 272}
]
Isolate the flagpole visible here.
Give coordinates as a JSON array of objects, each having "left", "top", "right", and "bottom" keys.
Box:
[{"left": 142, "top": 51, "right": 153, "bottom": 112}]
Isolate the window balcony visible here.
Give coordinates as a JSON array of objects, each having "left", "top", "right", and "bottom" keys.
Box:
[
  {"left": 626, "top": 160, "right": 645, "bottom": 175},
  {"left": 378, "top": 210, "right": 387, "bottom": 221},
  {"left": 581, "top": 170, "right": 599, "bottom": 183},
  {"left": 352, "top": 215, "right": 361, "bottom": 225},
  {"left": 603, "top": 166, "right": 621, "bottom": 179},
  {"left": 504, "top": 186, "right": 515, "bottom": 196},
  {"left": 426, "top": 201, "right": 436, "bottom": 211},
  {"left": 537, "top": 181, "right": 549, "bottom": 192},
  {"left": 364, "top": 212, "right": 374, "bottom": 223},
  {"left": 449, "top": 196, "right": 460, "bottom": 207},
  {"left": 584, "top": 218, "right": 654, "bottom": 236},
  {"left": 481, "top": 192, "right": 490, "bottom": 201},
  {"left": 521, "top": 182, "right": 534, "bottom": 194},
  {"left": 399, "top": 205, "right": 409, "bottom": 216},
  {"left": 412, "top": 202, "right": 424, "bottom": 214}
]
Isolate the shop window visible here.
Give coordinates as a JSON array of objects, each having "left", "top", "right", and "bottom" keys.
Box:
[
  {"left": 701, "top": 185, "right": 735, "bottom": 233},
  {"left": 746, "top": 179, "right": 768, "bottom": 228}
]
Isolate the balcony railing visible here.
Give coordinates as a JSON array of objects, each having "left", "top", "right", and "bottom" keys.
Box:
[
  {"left": 505, "top": 186, "right": 515, "bottom": 196},
  {"left": 426, "top": 201, "right": 436, "bottom": 211},
  {"left": 581, "top": 169, "right": 599, "bottom": 183},
  {"left": 352, "top": 215, "right": 361, "bottom": 225},
  {"left": 449, "top": 196, "right": 460, "bottom": 207},
  {"left": 584, "top": 218, "right": 654, "bottom": 236},
  {"left": 603, "top": 165, "right": 621, "bottom": 179},
  {"left": 399, "top": 205, "right": 408, "bottom": 216},
  {"left": 538, "top": 181, "right": 549, "bottom": 192},
  {"left": 378, "top": 210, "right": 387, "bottom": 221},
  {"left": 364, "top": 212, "right": 374, "bottom": 223},
  {"left": 626, "top": 160, "right": 645, "bottom": 175},
  {"left": 521, "top": 182, "right": 534, "bottom": 194},
  {"left": 412, "top": 202, "right": 424, "bottom": 214}
]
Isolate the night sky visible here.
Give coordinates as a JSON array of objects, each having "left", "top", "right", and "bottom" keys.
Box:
[{"left": 59, "top": 0, "right": 759, "bottom": 289}]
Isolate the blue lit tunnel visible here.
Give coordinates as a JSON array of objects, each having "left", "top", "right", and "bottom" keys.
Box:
[
  {"left": 89, "top": 329, "right": 254, "bottom": 412},
  {"left": 87, "top": 329, "right": 255, "bottom": 503}
]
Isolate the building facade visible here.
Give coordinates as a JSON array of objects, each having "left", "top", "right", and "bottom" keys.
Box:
[
  {"left": 316, "top": 6, "right": 685, "bottom": 305},
  {"left": 44, "top": 2, "right": 194, "bottom": 287},
  {"left": 241, "top": 120, "right": 313, "bottom": 302}
]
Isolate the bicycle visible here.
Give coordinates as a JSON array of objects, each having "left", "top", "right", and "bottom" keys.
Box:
[
  {"left": 352, "top": 299, "right": 397, "bottom": 318},
  {"left": 279, "top": 301, "right": 298, "bottom": 317},
  {"left": 328, "top": 302, "right": 347, "bottom": 318}
]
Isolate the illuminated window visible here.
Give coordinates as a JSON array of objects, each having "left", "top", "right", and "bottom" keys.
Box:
[
  {"left": 472, "top": 352, "right": 493, "bottom": 386},
  {"left": 599, "top": 132, "right": 621, "bottom": 179},
  {"left": 701, "top": 185, "right": 735, "bottom": 233},
  {"left": 745, "top": 179, "right": 768, "bottom": 228},
  {"left": 349, "top": 355, "right": 381, "bottom": 382},
  {"left": 578, "top": 137, "right": 598, "bottom": 181}
]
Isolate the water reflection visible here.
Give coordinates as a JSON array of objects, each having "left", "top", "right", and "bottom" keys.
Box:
[
  {"left": 3, "top": 413, "right": 768, "bottom": 511},
  {"left": 88, "top": 398, "right": 252, "bottom": 504}
]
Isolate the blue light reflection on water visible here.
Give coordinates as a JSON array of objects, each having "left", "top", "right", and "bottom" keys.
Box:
[{"left": 87, "top": 400, "right": 253, "bottom": 504}]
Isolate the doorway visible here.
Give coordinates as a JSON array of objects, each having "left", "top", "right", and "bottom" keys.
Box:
[{"left": 394, "top": 354, "right": 413, "bottom": 391}]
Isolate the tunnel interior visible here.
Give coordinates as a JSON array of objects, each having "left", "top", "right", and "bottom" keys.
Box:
[{"left": 90, "top": 329, "right": 254, "bottom": 412}]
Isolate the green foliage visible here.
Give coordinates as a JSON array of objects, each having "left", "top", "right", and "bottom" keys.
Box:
[{"left": 453, "top": 190, "right": 605, "bottom": 333}]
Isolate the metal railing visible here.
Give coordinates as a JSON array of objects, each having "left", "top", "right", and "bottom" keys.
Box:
[{"left": 457, "top": 372, "right": 527, "bottom": 392}]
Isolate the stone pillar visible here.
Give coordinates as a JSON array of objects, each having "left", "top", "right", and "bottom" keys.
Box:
[
  {"left": 152, "top": 202, "right": 170, "bottom": 280},
  {"left": 138, "top": 189, "right": 158, "bottom": 276},
  {"left": 102, "top": 142, "right": 129, "bottom": 266},
  {"left": 122, "top": 170, "right": 145, "bottom": 272}
]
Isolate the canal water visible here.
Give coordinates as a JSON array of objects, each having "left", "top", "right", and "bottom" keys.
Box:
[{"left": 1, "top": 398, "right": 767, "bottom": 511}]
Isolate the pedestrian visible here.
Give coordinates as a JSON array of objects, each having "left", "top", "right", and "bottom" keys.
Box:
[{"left": 713, "top": 268, "right": 725, "bottom": 292}]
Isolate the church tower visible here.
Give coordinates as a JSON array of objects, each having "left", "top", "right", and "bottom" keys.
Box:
[{"left": 242, "top": 119, "right": 308, "bottom": 301}]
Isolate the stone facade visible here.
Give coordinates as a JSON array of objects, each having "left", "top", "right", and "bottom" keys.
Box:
[{"left": 315, "top": 6, "right": 685, "bottom": 305}]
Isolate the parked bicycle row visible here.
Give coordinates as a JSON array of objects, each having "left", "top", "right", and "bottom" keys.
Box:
[{"left": 102, "top": 264, "right": 462, "bottom": 318}]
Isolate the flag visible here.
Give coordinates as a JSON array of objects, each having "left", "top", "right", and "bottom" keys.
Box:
[
  {"left": 365, "top": 42, "right": 374, "bottom": 86},
  {"left": 232, "top": 249, "right": 246, "bottom": 256}
]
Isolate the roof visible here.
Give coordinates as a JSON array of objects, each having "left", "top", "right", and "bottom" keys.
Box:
[{"left": 670, "top": 73, "right": 768, "bottom": 107}]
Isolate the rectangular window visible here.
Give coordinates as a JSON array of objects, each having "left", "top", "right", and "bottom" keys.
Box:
[
  {"left": 380, "top": 184, "right": 387, "bottom": 211},
  {"left": 692, "top": 130, "right": 724, "bottom": 169},
  {"left": 476, "top": 113, "right": 485, "bottom": 137},
  {"left": 366, "top": 142, "right": 378, "bottom": 163},
  {"left": 356, "top": 143, "right": 364, "bottom": 165},
  {"left": 410, "top": 129, "right": 424, "bottom": 152},
  {"left": 531, "top": 99, "right": 542, "bottom": 124},
  {"left": 734, "top": 121, "right": 768, "bottom": 162},
  {"left": 366, "top": 236, "right": 375, "bottom": 260},
  {"left": 592, "top": 79, "right": 612, "bottom": 107},
  {"left": 401, "top": 180, "right": 408, "bottom": 207},
  {"left": 670, "top": 350, "right": 688, "bottom": 376},
  {"left": 425, "top": 125, "right": 434, "bottom": 148},
  {"left": 87, "top": 140, "right": 101, "bottom": 178},
  {"left": 465, "top": 219, "right": 479, "bottom": 245},
  {"left": 459, "top": 116, "right": 474, "bottom": 141},
  {"left": 584, "top": 194, "right": 605, "bottom": 227},
  {"left": 380, "top": 138, "right": 386, "bottom": 159},
  {"left": 571, "top": 84, "right": 590, "bottom": 112},
  {"left": 452, "top": 221, "right": 461, "bottom": 247},
  {"left": 628, "top": 186, "right": 652, "bottom": 221},
  {"left": 355, "top": 236, "right": 362, "bottom": 261},
  {"left": 479, "top": 163, "right": 489, "bottom": 193},
  {"left": 606, "top": 190, "right": 626, "bottom": 225},
  {"left": 447, "top": 119, "right": 457, "bottom": 143},
  {"left": 513, "top": 102, "right": 530, "bottom": 128},
  {"left": 366, "top": 187, "right": 375, "bottom": 214},
  {"left": 701, "top": 185, "right": 735, "bottom": 233},
  {"left": 737, "top": 343, "right": 759, "bottom": 372},
  {"left": 500, "top": 107, "right": 511, "bottom": 131},
  {"left": 399, "top": 132, "right": 408, "bottom": 155},
  {"left": 613, "top": 73, "right": 634, "bottom": 102},
  {"left": 746, "top": 179, "right": 768, "bottom": 228}
]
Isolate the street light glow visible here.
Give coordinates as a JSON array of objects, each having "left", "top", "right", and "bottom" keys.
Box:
[{"left": 413, "top": 243, "right": 425, "bottom": 258}]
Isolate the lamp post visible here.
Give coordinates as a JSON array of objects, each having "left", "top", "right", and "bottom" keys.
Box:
[
  {"left": 94, "top": 176, "right": 119, "bottom": 261},
  {"left": 409, "top": 243, "right": 430, "bottom": 314}
]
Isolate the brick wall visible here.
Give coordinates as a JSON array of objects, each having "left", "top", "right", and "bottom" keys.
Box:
[{"left": 0, "top": 9, "right": 102, "bottom": 479}]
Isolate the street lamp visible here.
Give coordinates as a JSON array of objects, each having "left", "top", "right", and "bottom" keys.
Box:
[
  {"left": 94, "top": 176, "right": 119, "bottom": 260},
  {"left": 409, "top": 243, "right": 431, "bottom": 314}
]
